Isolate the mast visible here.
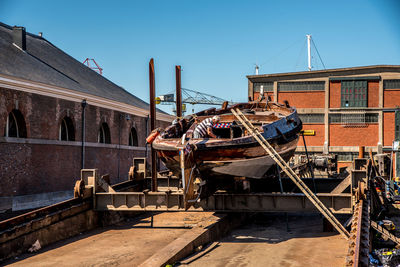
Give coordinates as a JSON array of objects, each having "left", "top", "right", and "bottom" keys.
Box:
[{"left": 307, "top": 34, "right": 312, "bottom": 71}]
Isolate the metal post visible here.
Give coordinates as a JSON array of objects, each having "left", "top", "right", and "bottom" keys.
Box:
[
  {"left": 277, "top": 164, "right": 284, "bottom": 193},
  {"left": 359, "top": 146, "right": 365, "bottom": 159},
  {"left": 81, "top": 99, "right": 87, "bottom": 170},
  {"left": 117, "top": 114, "right": 121, "bottom": 179},
  {"left": 302, "top": 133, "right": 317, "bottom": 193},
  {"left": 175, "top": 65, "right": 182, "bottom": 118},
  {"left": 149, "top": 58, "right": 157, "bottom": 192},
  {"left": 307, "top": 34, "right": 311, "bottom": 71}
]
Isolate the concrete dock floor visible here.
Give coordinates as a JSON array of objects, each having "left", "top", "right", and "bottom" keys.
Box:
[
  {"left": 5, "top": 213, "right": 348, "bottom": 267},
  {"left": 186, "top": 214, "right": 347, "bottom": 267},
  {"left": 5, "top": 212, "right": 220, "bottom": 267}
]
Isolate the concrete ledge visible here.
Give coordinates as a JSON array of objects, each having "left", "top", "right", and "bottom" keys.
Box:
[
  {"left": 12, "top": 191, "right": 74, "bottom": 211},
  {"left": 0, "top": 191, "right": 74, "bottom": 212},
  {"left": 0, "top": 137, "right": 146, "bottom": 151},
  {"left": 0, "top": 199, "right": 97, "bottom": 263},
  {"left": 139, "top": 213, "right": 249, "bottom": 267}
]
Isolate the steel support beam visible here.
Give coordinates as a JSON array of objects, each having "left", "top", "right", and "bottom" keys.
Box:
[{"left": 94, "top": 192, "right": 352, "bottom": 214}]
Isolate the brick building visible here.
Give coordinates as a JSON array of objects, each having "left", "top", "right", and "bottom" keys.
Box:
[
  {"left": 0, "top": 23, "right": 172, "bottom": 203},
  {"left": 247, "top": 65, "right": 400, "bottom": 170}
]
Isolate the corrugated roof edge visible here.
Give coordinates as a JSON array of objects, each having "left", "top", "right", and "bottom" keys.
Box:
[{"left": 247, "top": 65, "right": 400, "bottom": 79}]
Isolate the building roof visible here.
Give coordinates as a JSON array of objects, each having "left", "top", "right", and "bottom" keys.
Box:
[
  {"left": 0, "top": 22, "right": 154, "bottom": 111},
  {"left": 247, "top": 65, "right": 400, "bottom": 81}
]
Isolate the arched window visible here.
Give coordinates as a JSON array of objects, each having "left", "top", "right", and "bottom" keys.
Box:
[
  {"left": 5, "top": 109, "right": 27, "bottom": 138},
  {"left": 129, "top": 127, "right": 138, "bottom": 146},
  {"left": 59, "top": 116, "right": 75, "bottom": 141},
  {"left": 98, "top": 122, "right": 111, "bottom": 144}
]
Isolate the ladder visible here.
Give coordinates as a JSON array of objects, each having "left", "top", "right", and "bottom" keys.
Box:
[
  {"left": 232, "top": 108, "right": 350, "bottom": 240},
  {"left": 371, "top": 220, "right": 400, "bottom": 246}
]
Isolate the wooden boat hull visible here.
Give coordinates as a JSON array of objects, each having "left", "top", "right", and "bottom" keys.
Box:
[
  {"left": 198, "top": 138, "right": 298, "bottom": 178},
  {"left": 153, "top": 102, "right": 302, "bottom": 179}
]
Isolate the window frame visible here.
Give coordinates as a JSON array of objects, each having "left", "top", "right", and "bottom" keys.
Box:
[
  {"left": 340, "top": 80, "right": 367, "bottom": 108},
  {"left": 5, "top": 109, "right": 27, "bottom": 138},
  {"left": 98, "top": 122, "right": 111, "bottom": 144},
  {"left": 278, "top": 81, "right": 325, "bottom": 92},
  {"left": 129, "top": 127, "right": 138, "bottom": 146},
  {"left": 59, "top": 116, "right": 75, "bottom": 141}
]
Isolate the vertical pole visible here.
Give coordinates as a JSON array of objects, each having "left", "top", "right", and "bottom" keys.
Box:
[
  {"left": 302, "top": 133, "right": 317, "bottom": 193},
  {"left": 81, "top": 99, "right": 87, "bottom": 170},
  {"left": 149, "top": 58, "right": 157, "bottom": 192},
  {"left": 358, "top": 146, "right": 365, "bottom": 159},
  {"left": 307, "top": 34, "right": 312, "bottom": 71},
  {"left": 117, "top": 114, "right": 121, "bottom": 179},
  {"left": 175, "top": 65, "right": 182, "bottom": 118}
]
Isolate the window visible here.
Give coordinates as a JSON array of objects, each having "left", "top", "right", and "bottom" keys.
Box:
[
  {"left": 341, "top": 80, "right": 367, "bottom": 107},
  {"left": 253, "top": 82, "right": 273, "bottom": 92},
  {"left": 329, "top": 113, "right": 378, "bottom": 125},
  {"left": 5, "top": 109, "right": 27, "bottom": 138},
  {"left": 365, "top": 113, "right": 379, "bottom": 123},
  {"left": 335, "top": 152, "right": 358, "bottom": 162},
  {"left": 383, "top": 79, "right": 400, "bottom": 90},
  {"left": 298, "top": 114, "right": 324, "bottom": 123},
  {"left": 59, "top": 116, "right": 75, "bottom": 141},
  {"left": 98, "top": 123, "right": 111, "bottom": 144},
  {"left": 278, "top": 81, "right": 325, "bottom": 92},
  {"left": 129, "top": 127, "right": 138, "bottom": 146}
]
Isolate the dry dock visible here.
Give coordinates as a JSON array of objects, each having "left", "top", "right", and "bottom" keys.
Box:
[
  {"left": 185, "top": 214, "right": 347, "bottom": 267},
  {"left": 3, "top": 213, "right": 347, "bottom": 267}
]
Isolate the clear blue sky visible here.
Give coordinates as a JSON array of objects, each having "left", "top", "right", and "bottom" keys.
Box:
[{"left": 1, "top": 0, "right": 399, "bottom": 114}]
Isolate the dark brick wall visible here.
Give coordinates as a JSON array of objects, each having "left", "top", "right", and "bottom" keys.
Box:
[{"left": 0, "top": 87, "right": 170, "bottom": 196}]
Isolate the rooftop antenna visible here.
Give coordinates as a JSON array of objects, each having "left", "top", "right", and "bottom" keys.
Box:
[
  {"left": 306, "top": 34, "right": 312, "bottom": 71},
  {"left": 83, "top": 58, "right": 103, "bottom": 75}
]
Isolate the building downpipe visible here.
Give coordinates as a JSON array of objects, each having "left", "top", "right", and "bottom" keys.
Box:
[{"left": 81, "top": 99, "right": 87, "bottom": 169}]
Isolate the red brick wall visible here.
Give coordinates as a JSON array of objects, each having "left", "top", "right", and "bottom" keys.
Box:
[
  {"left": 384, "top": 89, "right": 400, "bottom": 108},
  {"left": 368, "top": 81, "right": 379, "bottom": 107},
  {"left": 0, "top": 87, "right": 170, "bottom": 196},
  {"left": 329, "top": 81, "right": 341, "bottom": 108},
  {"left": 278, "top": 91, "right": 324, "bottom": 108},
  {"left": 383, "top": 112, "right": 395, "bottom": 146},
  {"left": 329, "top": 124, "right": 379, "bottom": 146},
  {"left": 298, "top": 124, "right": 325, "bottom": 147},
  {"left": 329, "top": 80, "right": 379, "bottom": 108}
]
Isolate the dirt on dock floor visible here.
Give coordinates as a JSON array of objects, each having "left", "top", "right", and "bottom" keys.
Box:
[
  {"left": 4, "top": 212, "right": 220, "bottom": 267},
  {"left": 185, "top": 213, "right": 348, "bottom": 267}
]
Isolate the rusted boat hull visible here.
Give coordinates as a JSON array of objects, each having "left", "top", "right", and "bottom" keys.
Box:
[
  {"left": 153, "top": 101, "right": 302, "bottom": 179},
  {"left": 156, "top": 133, "right": 299, "bottom": 179},
  {"left": 199, "top": 139, "right": 298, "bottom": 178}
]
